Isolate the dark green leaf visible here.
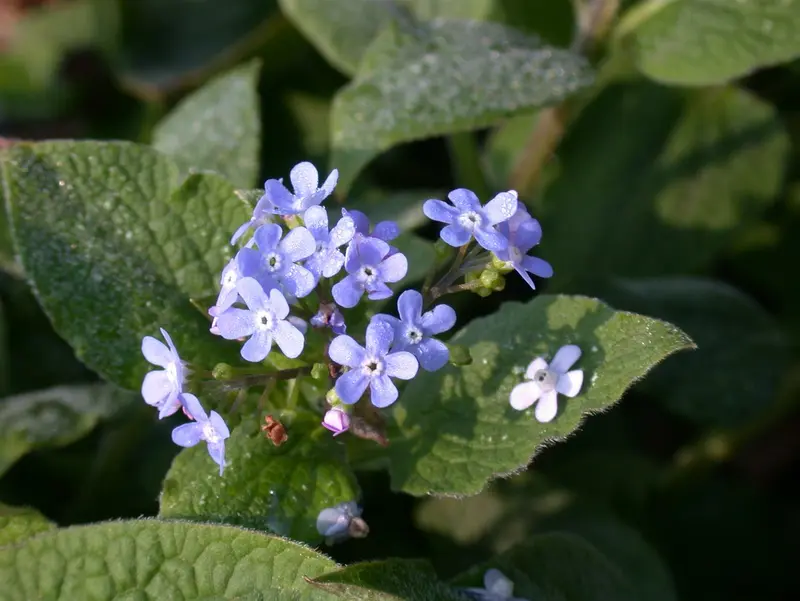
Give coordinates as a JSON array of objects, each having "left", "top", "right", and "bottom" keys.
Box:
[
  {"left": 160, "top": 413, "right": 360, "bottom": 545},
  {"left": 0, "top": 519, "right": 338, "bottom": 599},
  {"left": 0, "top": 503, "right": 55, "bottom": 546},
  {"left": 331, "top": 19, "right": 593, "bottom": 193},
  {"left": 1, "top": 141, "right": 249, "bottom": 389},
  {"left": 152, "top": 61, "right": 262, "bottom": 188},
  {"left": 0, "top": 384, "right": 136, "bottom": 477},
  {"left": 386, "top": 294, "right": 693, "bottom": 496}
]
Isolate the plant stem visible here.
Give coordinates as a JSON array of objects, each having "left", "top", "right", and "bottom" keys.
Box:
[
  {"left": 425, "top": 243, "right": 470, "bottom": 307},
  {"left": 447, "top": 131, "right": 490, "bottom": 200},
  {"left": 432, "top": 280, "right": 484, "bottom": 300}
]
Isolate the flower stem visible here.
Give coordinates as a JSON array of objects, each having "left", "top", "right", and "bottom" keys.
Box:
[
  {"left": 424, "top": 243, "right": 470, "bottom": 307},
  {"left": 433, "top": 280, "right": 484, "bottom": 300}
]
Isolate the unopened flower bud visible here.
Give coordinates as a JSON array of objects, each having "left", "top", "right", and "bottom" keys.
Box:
[
  {"left": 322, "top": 407, "right": 350, "bottom": 436},
  {"left": 475, "top": 286, "right": 492, "bottom": 298},
  {"left": 311, "top": 362, "right": 328, "bottom": 381},
  {"left": 480, "top": 268, "right": 502, "bottom": 290},
  {"left": 326, "top": 388, "right": 343, "bottom": 406},
  {"left": 491, "top": 254, "right": 514, "bottom": 274}
]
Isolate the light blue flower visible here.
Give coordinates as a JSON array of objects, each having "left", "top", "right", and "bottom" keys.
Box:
[
  {"left": 423, "top": 188, "right": 517, "bottom": 251},
  {"left": 462, "top": 569, "right": 529, "bottom": 601},
  {"left": 230, "top": 191, "right": 275, "bottom": 245},
  {"left": 316, "top": 500, "right": 362, "bottom": 543},
  {"left": 238, "top": 223, "right": 316, "bottom": 298},
  {"left": 311, "top": 302, "right": 346, "bottom": 335},
  {"left": 304, "top": 206, "right": 355, "bottom": 282},
  {"left": 171, "top": 393, "right": 230, "bottom": 476},
  {"left": 343, "top": 209, "right": 400, "bottom": 243},
  {"left": 264, "top": 161, "right": 338, "bottom": 215},
  {"left": 329, "top": 318, "right": 418, "bottom": 408},
  {"left": 494, "top": 207, "right": 553, "bottom": 290},
  {"left": 141, "top": 328, "right": 186, "bottom": 419},
  {"left": 509, "top": 345, "right": 583, "bottom": 423},
  {"left": 331, "top": 237, "right": 408, "bottom": 308}
]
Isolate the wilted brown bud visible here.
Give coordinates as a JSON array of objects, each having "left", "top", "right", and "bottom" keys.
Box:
[{"left": 262, "top": 415, "right": 288, "bottom": 446}]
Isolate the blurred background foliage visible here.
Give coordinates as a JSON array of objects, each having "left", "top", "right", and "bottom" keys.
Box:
[{"left": 1, "top": 1, "right": 799, "bottom": 600}]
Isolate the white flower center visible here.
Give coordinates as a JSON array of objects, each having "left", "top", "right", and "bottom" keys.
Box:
[
  {"left": 458, "top": 211, "right": 483, "bottom": 231},
  {"left": 507, "top": 246, "right": 523, "bottom": 264},
  {"left": 264, "top": 252, "right": 283, "bottom": 273},
  {"left": 256, "top": 310, "right": 275, "bottom": 331},
  {"left": 361, "top": 355, "right": 385, "bottom": 376},
  {"left": 202, "top": 421, "right": 221, "bottom": 444},
  {"left": 533, "top": 368, "right": 558, "bottom": 392},
  {"left": 166, "top": 362, "right": 180, "bottom": 386},
  {"left": 358, "top": 264, "right": 379, "bottom": 284},
  {"left": 404, "top": 326, "right": 423, "bottom": 345}
]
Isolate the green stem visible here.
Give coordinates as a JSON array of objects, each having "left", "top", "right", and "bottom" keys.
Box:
[
  {"left": 431, "top": 279, "right": 483, "bottom": 301},
  {"left": 447, "top": 131, "right": 490, "bottom": 200},
  {"left": 424, "top": 243, "right": 470, "bottom": 308}
]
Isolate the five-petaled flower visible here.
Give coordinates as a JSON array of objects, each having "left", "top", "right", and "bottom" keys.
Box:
[
  {"left": 316, "top": 500, "right": 366, "bottom": 544},
  {"left": 303, "top": 206, "right": 355, "bottom": 282},
  {"left": 343, "top": 208, "right": 400, "bottom": 243},
  {"left": 462, "top": 569, "right": 529, "bottom": 601},
  {"left": 423, "top": 188, "right": 518, "bottom": 252},
  {"left": 238, "top": 223, "right": 316, "bottom": 298},
  {"left": 215, "top": 277, "right": 305, "bottom": 363},
  {"left": 141, "top": 328, "right": 186, "bottom": 419},
  {"left": 376, "top": 290, "right": 456, "bottom": 372},
  {"left": 264, "top": 161, "right": 338, "bottom": 215},
  {"left": 171, "top": 393, "right": 231, "bottom": 476},
  {"left": 322, "top": 407, "right": 350, "bottom": 436},
  {"left": 494, "top": 207, "right": 553, "bottom": 290},
  {"left": 509, "top": 344, "right": 584, "bottom": 422},
  {"left": 332, "top": 237, "right": 408, "bottom": 308},
  {"left": 329, "top": 318, "right": 418, "bottom": 407}
]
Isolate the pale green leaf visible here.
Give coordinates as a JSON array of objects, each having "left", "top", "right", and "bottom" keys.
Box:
[
  {"left": 0, "top": 141, "right": 250, "bottom": 390},
  {"left": 0, "top": 519, "right": 338, "bottom": 600},
  {"left": 386, "top": 294, "right": 693, "bottom": 496},
  {"left": 0, "top": 503, "right": 55, "bottom": 546},
  {"left": 152, "top": 61, "right": 262, "bottom": 188},
  {"left": 0, "top": 384, "right": 136, "bottom": 477},
  {"left": 619, "top": 0, "right": 800, "bottom": 86},
  {"left": 160, "top": 414, "right": 360, "bottom": 545},
  {"left": 331, "top": 18, "right": 594, "bottom": 193}
]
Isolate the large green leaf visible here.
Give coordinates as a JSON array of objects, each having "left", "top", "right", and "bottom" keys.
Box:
[
  {"left": 599, "top": 277, "right": 789, "bottom": 427},
  {"left": 0, "top": 384, "right": 136, "bottom": 477},
  {"left": 0, "top": 141, "right": 249, "bottom": 390},
  {"left": 538, "top": 84, "right": 788, "bottom": 287},
  {"left": 0, "top": 519, "right": 338, "bottom": 600},
  {"left": 331, "top": 18, "right": 594, "bottom": 193},
  {"left": 618, "top": 0, "right": 800, "bottom": 86},
  {"left": 310, "top": 559, "right": 465, "bottom": 600},
  {"left": 0, "top": 503, "right": 55, "bottom": 546},
  {"left": 152, "top": 61, "right": 262, "bottom": 188},
  {"left": 160, "top": 414, "right": 360, "bottom": 545},
  {"left": 386, "top": 294, "right": 693, "bottom": 496}
]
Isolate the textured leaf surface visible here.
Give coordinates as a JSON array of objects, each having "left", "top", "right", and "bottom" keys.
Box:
[
  {"left": 160, "top": 415, "right": 360, "bottom": 545},
  {"left": 0, "top": 504, "right": 55, "bottom": 546},
  {"left": 1, "top": 141, "right": 250, "bottom": 389},
  {"left": 621, "top": 0, "right": 800, "bottom": 85},
  {"left": 331, "top": 18, "right": 593, "bottom": 193},
  {"left": 311, "top": 559, "right": 464, "bottom": 600},
  {"left": 0, "top": 519, "right": 338, "bottom": 600},
  {"left": 386, "top": 294, "right": 693, "bottom": 496},
  {"left": 601, "top": 277, "right": 789, "bottom": 427},
  {"left": 0, "top": 384, "right": 136, "bottom": 477},
  {"left": 539, "top": 84, "right": 788, "bottom": 287},
  {"left": 153, "top": 61, "right": 262, "bottom": 188}
]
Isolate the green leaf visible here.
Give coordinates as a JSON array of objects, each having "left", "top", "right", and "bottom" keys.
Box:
[
  {"left": 1, "top": 141, "right": 250, "bottom": 389},
  {"left": 0, "top": 519, "right": 338, "bottom": 599},
  {"left": 152, "top": 61, "right": 262, "bottom": 188},
  {"left": 160, "top": 413, "right": 360, "bottom": 545},
  {"left": 386, "top": 294, "right": 693, "bottom": 496},
  {"left": 0, "top": 384, "right": 136, "bottom": 477},
  {"left": 539, "top": 84, "right": 788, "bottom": 287},
  {"left": 450, "top": 533, "right": 637, "bottom": 601},
  {"left": 310, "top": 558, "right": 464, "bottom": 601},
  {"left": 599, "top": 277, "right": 789, "bottom": 427},
  {"left": 0, "top": 503, "right": 55, "bottom": 546},
  {"left": 618, "top": 0, "right": 800, "bottom": 86},
  {"left": 331, "top": 19, "right": 594, "bottom": 193}
]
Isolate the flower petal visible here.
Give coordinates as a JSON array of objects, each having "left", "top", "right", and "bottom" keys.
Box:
[
  {"left": 347, "top": 237, "right": 389, "bottom": 271},
  {"left": 241, "top": 329, "right": 273, "bottom": 362},
  {"left": 329, "top": 334, "right": 366, "bottom": 368},
  {"left": 280, "top": 264, "right": 316, "bottom": 298},
  {"left": 180, "top": 392, "right": 208, "bottom": 421},
  {"left": 280, "top": 226, "right": 316, "bottom": 262},
  {"left": 535, "top": 389, "right": 559, "bottom": 423},
  {"left": 524, "top": 357, "right": 549, "bottom": 380},
  {"left": 329, "top": 216, "right": 355, "bottom": 247},
  {"left": 207, "top": 441, "right": 227, "bottom": 476},
  {"left": 440, "top": 224, "right": 472, "bottom": 247},
  {"left": 423, "top": 199, "right": 458, "bottom": 224},
  {"left": 216, "top": 308, "right": 257, "bottom": 340},
  {"left": 384, "top": 350, "right": 419, "bottom": 379},
  {"left": 253, "top": 223, "right": 283, "bottom": 251},
  {"left": 378, "top": 252, "right": 408, "bottom": 283},
  {"left": 369, "top": 374, "right": 399, "bottom": 408},
  {"left": 332, "top": 275, "right": 363, "bottom": 308},
  {"left": 141, "top": 336, "right": 171, "bottom": 368},
  {"left": 142, "top": 370, "right": 171, "bottom": 407},
  {"left": 522, "top": 255, "right": 554, "bottom": 278},
  {"left": 448, "top": 188, "right": 481, "bottom": 211},
  {"left": 420, "top": 303, "right": 456, "bottom": 335},
  {"left": 397, "top": 289, "right": 423, "bottom": 325},
  {"left": 316, "top": 507, "right": 350, "bottom": 537},
  {"left": 264, "top": 179, "right": 294, "bottom": 212},
  {"left": 473, "top": 225, "right": 508, "bottom": 252},
  {"left": 320, "top": 168, "right": 339, "bottom": 197},
  {"left": 209, "top": 410, "right": 231, "bottom": 439},
  {"left": 365, "top": 280, "right": 393, "bottom": 301},
  {"left": 373, "top": 220, "right": 400, "bottom": 241},
  {"left": 365, "top": 319, "right": 394, "bottom": 356},
  {"left": 509, "top": 381, "right": 541, "bottom": 410},
  {"left": 303, "top": 205, "right": 329, "bottom": 240},
  {"left": 273, "top": 320, "right": 305, "bottom": 358},
  {"left": 513, "top": 217, "right": 543, "bottom": 251},
  {"left": 321, "top": 249, "right": 345, "bottom": 279},
  {"left": 236, "top": 276, "right": 270, "bottom": 311},
  {"left": 556, "top": 369, "right": 584, "bottom": 398},
  {"left": 267, "top": 288, "right": 290, "bottom": 319},
  {"left": 343, "top": 209, "right": 369, "bottom": 235},
  {"left": 335, "top": 369, "right": 370, "bottom": 404},
  {"left": 290, "top": 161, "right": 319, "bottom": 198},
  {"left": 172, "top": 422, "right": 204, "bottom": 447},
  {"left": 415, "top": 338, "right": 449, "bottom": 372},
  {"left": 157, "top": 394, "right": 182, "bottom": 419},
  {"left": 483, "top": 190, "right": 518, "bottom": 225},
  {"left": 549, "top": 344, "right": 582, "bottom": 374},
  {"left": 484, "top": 569, "right": 515, "bottom": 597},
  {"left": 512, "top": 262, "right": 537, "bottom": 290},
  {"left": 230, "top": 219, "right": 253, "bottom": 245}
]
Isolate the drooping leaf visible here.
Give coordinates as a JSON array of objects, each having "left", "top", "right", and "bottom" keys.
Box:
[
  {"left": 0, "top": 503, "right": 56, "bottom": 546},
  {"left": 0, "top": 384, "right": 136, "bottom": 477},
  {"left": 538, "top": 84, "right": 788, "bottom": 287},
  {"left": 0, "top": 519, "right": 338, "bottom": 600},
  {"left": 0, "top": 141, "right": 250, "bottom": 390},
  {"left": 386, "top": 294, "right": 693, "bottom": 496},
  {"left": 310, "top": 558, "right": 464, "bottom": 601},
  {"left": 160, "top": 413, "right": 360, "bottom": 545},
  {"left": 618, "top": 0, "right": 800, "bottom": 86},
  {"left": 331, "top": 18, "right": 594, "bottom": 193},
  {"left": 152, "top": 61, "right": 262, "bottom": 188}
]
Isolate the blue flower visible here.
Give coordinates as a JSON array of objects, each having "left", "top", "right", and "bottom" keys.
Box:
[
  {"left": 343, "top": 209, "right": 400, "bottom": 243},
  {"left": 215, "top": 277, "right": 305, "bottom": 362},
  {"left": 509, "top": 345, "right": 583, "bottom": 423},
  {"left": 141, "top": 328, "right": 186, "bottom": 419},
  {"left": 310, "top": 302, "right": 346, "bottom": 334},
  {"left": 423, "top": 188, "right": 518, "bottom": 251},
  {"left": 329, "top": 318, "right": 418, "bottom": 407},
  {"left": 264, "top": 161, "right": 338, "bottom": 215},
  {"left": 238, "top": 223, "right": 316, "bottom": 298},
  {"left": 171, "top": 393, "right": 230, "bottom": 476},
  {"left": 331, "top": 237, "right": 408, "bottom": 308},
  {"left": 495, "top": 207, "right": 553, "bottom": 290},
  {"left": 230, "top": 191, "right": 275, "bottom": 245},
  {"left": 316, "top": 500, "right": 362, "bottom": 543},
  {"left": 376, "top": 290, "right": 456, "bottom": 372},
  {"left": 212, "top": 250, "right": 276, "bottom": 317},
  {"left": 462, "top": 569, "right": 529, "bottom": 601},
  {"left": 303, "top": 206, "right": 355, "bottom": 282}
]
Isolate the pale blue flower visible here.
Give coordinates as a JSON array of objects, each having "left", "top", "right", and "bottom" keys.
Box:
[
  {"left": 462, "top": 569, "right": 529, "bottom": 601},
  {"left": 264, "top": 161, "right": 338, "bottom": 215},
  {"left": 230, "top": 191, "right": 275, "bottom": 245},
  {"left": 509, "top": 345, "right": 583, "bottom": 423},
  {"left": 332, "top": 237, "right": 408, "bottom": 308},
  {"left": 238, "top": 223, "right": 316, "bottom": 298},
  {"left": 343, "top": 209, "right": 400, "bottom": 242},
  {"left": 304, "top": 206, "right": 355, "bottom": 282},
  {"left": 329, "top": 318, "right": 418, "bottom": 407},
  {"left": 316, "top": 500, "right": 361, "bottom": 543},
  {"left": 311, "top": 302, "right": 346, "bottom": 334},
  {"left": 423, "top": 188, "right": 517, "bottom": 251},
  {"left": 495, "top": 207, "right": 553, "bottom": 290},
  {"left": 171, "top": 393, "right": 230, "bottom": 476},
  {"left": 141, "top": 328, "right": 186, "bottom": 419}
]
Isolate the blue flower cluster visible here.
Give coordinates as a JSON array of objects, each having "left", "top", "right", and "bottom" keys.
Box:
[{"left": 139, "top": 161, "right": 553, "bottom": 476}]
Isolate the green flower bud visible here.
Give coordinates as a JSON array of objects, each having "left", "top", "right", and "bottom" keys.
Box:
[
  {"left": 475, "top": 286, "right": 492, "bottom": 298},
  {"left": 212, "top": 363, "right": 236, "bottom": 380},
  {"left": 447, "top": 344, "right": 473, "bottom": 366},
  {"left": 311, "top": 363, "right": 328, "bottom": 381},
  {"left": 326, "top": 388, "right": 343, "bottom": 407},
  {"left": 491, "top": 254, "right": 514, "bottom": 274},
  {"left": 480, "top": 268, "right": 502, "bottom": 290},
  {"left": 492, "top": 274, "right": 506, "bottom": 291}
]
